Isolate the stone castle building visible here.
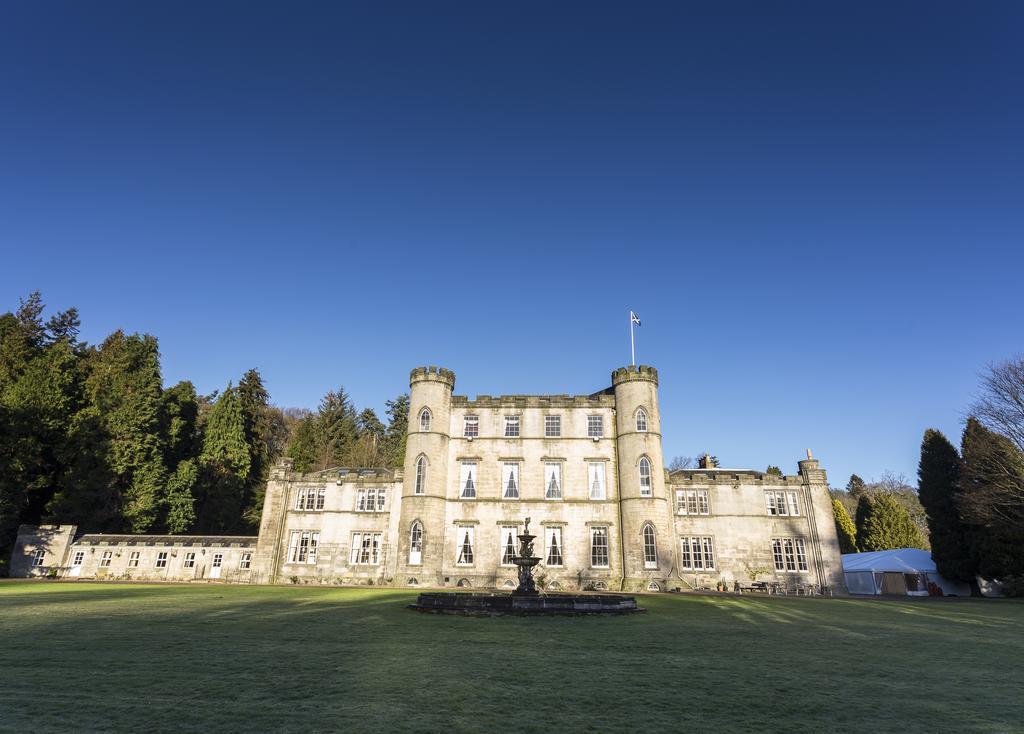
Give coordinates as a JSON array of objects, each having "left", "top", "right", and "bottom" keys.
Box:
[{"left": 11, "top": 365, "right": 845, "bottom": 593}]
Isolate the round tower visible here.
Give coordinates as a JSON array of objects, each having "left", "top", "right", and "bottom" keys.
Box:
[
  {"left": 396, "top": 366, "right": 455, "bottom": 585},
  {"left": 612, "top": 365, "right": 673, "bottom": 588}
]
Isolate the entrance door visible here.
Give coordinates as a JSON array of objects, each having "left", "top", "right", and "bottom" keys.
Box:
[
  {"left": 69, "top": 550, "right": 84, "bottom": 577},
  {"left": 210, "top": 552, "right": 223, "bottom": 579}
]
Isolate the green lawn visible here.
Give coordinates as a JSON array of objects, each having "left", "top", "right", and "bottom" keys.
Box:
[{"left": 1, "top": 582, "right": 1021, "bottom": 733}]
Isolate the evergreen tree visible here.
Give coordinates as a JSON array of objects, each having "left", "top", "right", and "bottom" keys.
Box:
[
  {"left": 238, "top": 369, "right": 272, "bottom": 527},
  {"left": 832, "top": 498, "right": 858, "bottom": 554},
  {"left": 315, "top": 388, "right": 358, "bottom": 469},
  {"left": 856, "top": 493, "right": 927, "bottom": 552},
  {"left": 846, "top": 474, "right": 867, "bottom": 499},
  {"left": 766, "top": 465, "right": 783, "bottom": 477},
  {"left": 382, "top": 394, "right": 409, "bottom": 469},
  {"left": 164, "top": 459, "right": 198, "bottom": 534},
  {"left": 195, "top": 385, "right": 250, "bottom": 532},
  {"left": 286, "top": 414, "right": 319, "bottom": 473},
  {"left": 854, "top": 494, "right": 873, "bottom": 551},
  {"left": 918, "top": 429, "right": 975, "bottom": 582},
  {"left": 162, "top": 381, "right": 200, "bottom": 468}
]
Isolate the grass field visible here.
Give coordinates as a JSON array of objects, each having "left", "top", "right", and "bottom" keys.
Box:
[{"left": 1, "top": 582, "right": 1021, "bottom": 733}]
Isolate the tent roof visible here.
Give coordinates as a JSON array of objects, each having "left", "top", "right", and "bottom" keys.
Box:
[{"left": 841, "top": 548, "right": 936, "bottom": 573}]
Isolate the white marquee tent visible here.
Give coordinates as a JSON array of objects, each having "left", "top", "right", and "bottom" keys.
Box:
[{"left": 842, "top": 548, "right": 971, "bottom": 596}]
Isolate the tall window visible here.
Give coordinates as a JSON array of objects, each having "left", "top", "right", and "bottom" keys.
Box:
[
  {"left": 765, "top": 491, "right": 800, "bottom": 516},
  {"left": 639, "top": 457, "right": 652, "bottom": 496},
  {"left": 419, "top": 408, "right": 431, "bottom": 432},
  {"left": 502, "top": 463, "right": 520, "bottom": 499},
  {"left": 460, "top": 462, "right": 477, "bottom": 499},
  {"left": 771, "top": 538, "right": 808, "bottom": 572},
  {"left": 544, "top": 415, "right": 561, "bottom": 437},
  {"left": 588, "top": 462, "right": 607, "bottom": 500},
  {"left": 409, "top": 522, "right": 423, "bottom": 565},
  {"left": 546, "top": 527, "right": 563, "bottom": 566},
  {"left": 676, "top": 489, "right": 711, "bottom": 515},
  {"left": 155, "top": 552, "right": 167, "bottom": 568},
  {"left": 30, "top": 549, "right": 45, "bottom": 567},
  {"left": 636, "top": 408, "right": 648, "bottom": 432},
  {"left": 642, "top": 524, "right": 658, "bottom": 569},
  {"left": 127, "top": 551, "right": 140, "bottom": 567},
  {"left": 183, "top": 552, "right": 196, "bottom": 569},
  {"left": 289, "top": 531, "right": 320, "bottom": 564},
  {"left": 679, "top": 537, "right": 715, "bottom": 570},
  {"left": 463, "top": 415, "right": 479, "bottom": 438},
  {"left": 590, "top": 527, "right": 610, "bottom": 568},
  {"left": 350, "top": 532, "right": 381, "bottom": 565},
  {"left": 100, "top": 551, "right": 113, "bottom": 568},
  {"left": 500, "top": 526, "right": 517, "bottom": 566},
  {"left": 456, "top": 526, "right": 475, "bottom": 565},
  {"left": 504, "top": 415, "right": 520, "bottom": 437},
  {"left": 72, "top": 551, "right": 85, "bottom": 567},
  {"left": 414, "top": 456, "right": 426, "bottom": 495},
  {"left": 544, "top": 463, "right": 562, "bottom": 500},
  {"left": 587, "top": 415, "right": 604, "bottom": 438}
]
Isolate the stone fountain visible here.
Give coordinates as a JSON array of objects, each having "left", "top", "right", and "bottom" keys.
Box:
[{"left": 409, "top": 517, "right": 642, "bottom": 616}]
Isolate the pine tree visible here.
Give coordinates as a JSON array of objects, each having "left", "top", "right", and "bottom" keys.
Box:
[
  {"left": 164, "top": 459, "right": 198, "bottom": 534},
  {"left": 856, "top": 493, "right": 927, "bottom": 552},
  {"left": 846, "top": 474, "right": 867, "bottom": 499},
  {"left": 286, "top": 415, "right": 319, "bottom": 473},
  {"left": 918, "top": 429, "right": 975, "bottom": 581},
  {"left": 195, "top": 385, "right": 250, "bottom": 532},
  {"left": 766, "top": 465, "right": 783, "bottom": 477},
  {"left": 382, "top": 394, "right": 409, "bottom": 469},
  {"left": 238, "top": 369, "right": 272, "bottom": 527},
  {"left": 832, "top": 498, "right": 858, "bottom": 554}
]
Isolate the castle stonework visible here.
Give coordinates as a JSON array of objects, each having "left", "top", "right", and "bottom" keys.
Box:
[{"left": 11, "top": 365, "right": 845, "bottom": 593}]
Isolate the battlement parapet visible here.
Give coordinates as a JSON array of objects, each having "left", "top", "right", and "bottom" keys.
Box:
[
  {"left": 451, "top": 393, "right": 616, "bottom": 409},
  {"left": 611, "top": 365, "right": 659, "bottom": 386},
  {"left": 410, "top": 366, "right": 456, "bottom": 389},
  {"left": 669, "top": 468, "right": 804, "bottom": 485}
]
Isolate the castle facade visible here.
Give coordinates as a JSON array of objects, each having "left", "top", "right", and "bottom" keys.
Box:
[{"left": 11, "top": 365, "right": 845, "bottom": 593}]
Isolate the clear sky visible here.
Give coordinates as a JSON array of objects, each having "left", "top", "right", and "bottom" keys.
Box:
[{"left": 2, "top": 2, "right": 1022, "bottom": 486}]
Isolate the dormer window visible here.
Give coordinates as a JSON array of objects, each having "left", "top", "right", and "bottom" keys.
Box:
[
  {"left": 636, "top": 408, "right": 649, "bottom": 432},
  {"left": 463, "top": 415, "right": 479, "bottom": 438},
  {"left": 419, "top": 408, "right": 432, "bottom": 432}
]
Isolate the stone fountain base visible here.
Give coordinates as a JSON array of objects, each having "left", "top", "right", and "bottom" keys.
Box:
[{"left": 409, "top": 591, "right": 644, "bottom": 616}]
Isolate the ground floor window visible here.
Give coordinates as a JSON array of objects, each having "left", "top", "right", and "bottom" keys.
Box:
[
  {"left": 679, "top": 537, "right": 715, "bottom": 571},
  {"left": 590, "top": 527, "right": 609, "bottom": 568},
  {"left": 155, "top": 552, "right": 168, "bottom": 568},
  {"left": 642, "top": 524, "right": 658, "bottom": 569},
  {"left": 456, "top": 526, "right": 475, "bottom": 565},
  {"left": 771, "top": 538, "right": 808, "bottom": 572},
  {"left": 350, "top": 532, "right": 381, "bottom": 565},
  {"left": 409, "top": 522, "right": 423, "bottom": 565},
  {"left": 289, "top": 531, "right": 320, "bottom": 565},
  {"left": 500, "top": 526, "right": 517, "bottom": 566},
  {"left": 127, "top": 551, "right": 140, "bottom": 568},
  {"left": 31, "top": 549, "right": 45, "bottom": 567},
  {"left": 72, "top": 551, "right": 85, "bottom": 567},
  {"left": 98, "top": 550, "right": 112, "bottom": 568},
  {"left": 212, "top": 553, "right": 223, "bottom": 569},
  {"left": 546, "top": 527, "right": 563, "bottom": 567},
  {"left": 239, "top": 552, "right": 252, "bottom": 570},
  {"left": 183, "top": 552, "right": 196, "bottom": 568}
]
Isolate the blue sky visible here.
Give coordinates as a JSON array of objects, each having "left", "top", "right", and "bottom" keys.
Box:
[{"left": 2, "top": 2, "right": 1022, "bottom": 486}]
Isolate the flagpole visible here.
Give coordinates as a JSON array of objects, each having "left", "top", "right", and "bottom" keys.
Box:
[{"left": 630, "top": 311, "right": 635, "bottom": 366}]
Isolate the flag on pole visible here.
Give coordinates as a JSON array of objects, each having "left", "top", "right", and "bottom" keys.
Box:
[{"left": 630, "top": 311, "right": 641, "bottom": 326}]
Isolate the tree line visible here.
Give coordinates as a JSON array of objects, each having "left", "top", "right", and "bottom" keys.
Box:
[{"left": 0, "top": 293, "right": 408, "bottom": 574}]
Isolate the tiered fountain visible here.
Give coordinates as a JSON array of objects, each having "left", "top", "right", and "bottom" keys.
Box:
[{"left": 409, "top": 518, "right": 642, "bottom": 616}]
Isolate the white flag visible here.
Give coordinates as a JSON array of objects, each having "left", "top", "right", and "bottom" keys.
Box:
[{"left": 630, "top": 311, "right": 641, "bottom": 326}]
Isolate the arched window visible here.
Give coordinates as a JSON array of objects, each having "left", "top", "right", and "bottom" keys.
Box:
[
  {"left": 636, "top": 408, "right": 648, "bottom": 432},
  {"left": 409, "top": 522, "right": 423, "bottom": 565},
  {"left": 414, "top": 456, "right": 427, "bottom": 495},
  {"left": 642, "top": 523, "right": 658, "bottom": 569},
  {"left": 639, "top": 456, "right": 652, "bottom": 496},
  {"left": 418, "top": 408, "right": 431, "bottom": 432}
]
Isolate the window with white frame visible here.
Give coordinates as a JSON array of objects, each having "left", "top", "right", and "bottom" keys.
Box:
[
  {"left": 590, "top": 526, "right": 610, "bottom": 568},
  {"left": 350, "top": 532, "right": 381, "bottom": 565},
  {"left": 463, "top": 415, "right": 479, "bottom": 438},
  {"left": 679, "top": 537, "right": 716, "bottom": 570},
  {"left": 546, "top": 527, "right": 563, "bottom": 566},
  {"left": 460, "top": 461, "right": 477, "bottom": 499},
  {"left": 419, "top": 407, "right": 432, "bottom": 432},
  {"left": 357, "top": 487, "right": 387, "bottom": 512},
  {"left": 588, "top": 462, "right": 607, "bottom": 500},
  {"left": 72, "top": 550, "right": 85, "bottom": 567},
  {"left": 99, "top": 551, "right": 112, "bottom": 568},
  {"left": 409, "top": 522, "right": 423, "bottom": 565},
  {"left": 183, "top": 552, "right": 196, "bottom": 568},
  {"left": 415, "top": 456, "right": 427, "bottom": 495},
  {"left": 500, "top": 526, "right": 517, "bottom": 566},
  {"left": 544, "top": 415, "right": 561, "bottom": 437},
  {"left": 155, "top": 552, "right": 168, "bottom": 568},
  {"left": 765, "top": 491, "right": 800, "bottom": 516},
  {"left": 639, "top": 457, "right": 652, "bottom": 496},
  {"left": 642, "top": 524, "right": 658, "bottom": 569},
  {"left": 502, "top": 462, "right": 520, "bottom": 499},
  {"left": 127, "top": 551, "right": 140, "bottom": 567},
  {"left": 288, "top": 530, "right": 320, "bottom": 564},
  {"left": 636, "top": 408, "right": 649, "bottom": 432},
  {"left": 212, "top": 553, "right": 223, "bottom": 569},
  {"left": 455, "top": 526, "right": 475, "bottom": 565},
  {"left": 771, "top": 537, "right": 808, "bottom": 572},
  {"left": 587, "top": 415, "right": 603, "bottom": 438},
  {"left": 31, "top": 549, "right": 45, "bottom": 567},
  {"left": 504, "top": 415, "right": 520, "bottom": 437},
  {"left": 676, "top": 489, "right": 711, "bottom": 515},
  {"left": 295, "top": 486, "right": 326, "bottom": 511},
  {"left": 544, "top": 462, "right": 562, "bottom": 499},
  {"left": 239, "top": 552, "right": 252, "bottom": 570}
]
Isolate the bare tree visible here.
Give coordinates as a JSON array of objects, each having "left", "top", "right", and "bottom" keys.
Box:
[
  {"left": 971, "top": 357, "right": 1024, "bottom": 453},
  {"left": 668, "top": 455, "right": 694, "bottom": 471}
]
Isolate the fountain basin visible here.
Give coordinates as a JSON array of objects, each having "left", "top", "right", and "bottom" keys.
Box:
[{"left": 409, "top": 591, "right": 644, "bottom": 616}]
